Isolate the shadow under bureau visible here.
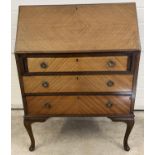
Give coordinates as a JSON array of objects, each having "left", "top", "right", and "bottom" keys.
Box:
[{"left": 15, "top": 3, "right": 141, "bottom": 151}]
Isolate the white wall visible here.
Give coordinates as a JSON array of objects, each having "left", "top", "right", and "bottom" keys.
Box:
[{"left": 11, "top": 0, "right": 144, "bottom": 109}]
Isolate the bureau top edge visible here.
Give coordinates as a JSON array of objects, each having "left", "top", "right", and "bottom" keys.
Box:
[
  {"left": 18, "top": 2, "right": 136, "bottom": 7},
  {"left": 15, "top": 49, "right": 141, "bottom": 54}
]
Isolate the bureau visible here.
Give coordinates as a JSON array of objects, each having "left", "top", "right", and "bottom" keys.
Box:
[{"left": 15, "top": 3, "right": 141, "bottom": 152}]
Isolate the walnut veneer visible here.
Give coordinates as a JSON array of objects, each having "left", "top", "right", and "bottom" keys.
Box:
[
  {"left": 15, "top": 3, "right": 141, "bottom": 152},
  {"left": 27, "top": 56, "right": 128, "bottom": 72},
  {"left": 15, "top": 4, "right": 140, "bottom": 52},
  {"left": 26, "top": 96, "right": 131, "bottom": 115},
  {"left": 23, "top": 75, "right": 133, "bottom": 93}
]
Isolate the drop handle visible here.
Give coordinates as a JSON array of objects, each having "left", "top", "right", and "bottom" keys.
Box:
[
  {"left": 107, "top": 60, "right": 116, "bottom": 67},
  {"left": 40, "top": 62, "right": 48, "bottom": 69},
  {"left": 43, "top": 103, "right": 52, "bottom": 109},
  {"left": 42, "top": 81, "right": 49, "bottom": 88},
  {"left": 106, "top": 101, "right": 113, "bottom": 108},
  {"left": 106, "top": 80, "right": 114, "bottom": 87}
]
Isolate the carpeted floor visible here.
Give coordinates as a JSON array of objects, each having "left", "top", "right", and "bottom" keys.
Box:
[{"left": 11, "top": 111, "right": 144, "bottom": 155}]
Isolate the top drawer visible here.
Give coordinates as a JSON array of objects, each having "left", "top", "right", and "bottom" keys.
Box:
[{"left": 27, "top": 56, "right": 129, "bottom": 73}]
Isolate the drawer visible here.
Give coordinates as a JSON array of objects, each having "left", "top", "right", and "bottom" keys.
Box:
[
  {"left": 27, "top": 56, "right": 128, "bottom": 72},
  {"left": 26, "top": 96, "right": 131, "bottom": 115},
  {"left": 23, "top": 75, "right": 133, "bottom": 93}
]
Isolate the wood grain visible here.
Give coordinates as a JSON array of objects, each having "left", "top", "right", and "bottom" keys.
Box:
[
  {"left": 15, "top": 3, "right": 140, "bottom": 53},
  {"left": 14, "top": 3, "right": 141, "bottom": 151},
  {"left": 26, "top": 96, "right": 131, "bottom": 115},
  {"left": 23, "top": 75, "right": 133, "bottom": 93},
  {"left": 27, "top": 56, "right": 128, "bottom": 72}
]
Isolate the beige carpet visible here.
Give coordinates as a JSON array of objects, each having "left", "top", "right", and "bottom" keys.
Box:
[{"left": 11, "top": 111, "right": 144, "bottom": 155}]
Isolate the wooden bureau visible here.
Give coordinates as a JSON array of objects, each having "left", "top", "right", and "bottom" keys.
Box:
[{"left": 15, "top": 3, "right": 141, "bottom": 152}]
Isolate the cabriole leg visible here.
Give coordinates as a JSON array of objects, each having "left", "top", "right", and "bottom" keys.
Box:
[
  {"left": 24, "top": 119, "right": 35, "bottom": 151},
  {"left": 108, "top": 116, "right": 135, "bottom": 151},
  {"left": 123, "top": 119, "right": 135, "bottom": 151}
]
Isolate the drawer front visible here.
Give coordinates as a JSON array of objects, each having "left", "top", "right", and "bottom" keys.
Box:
[
  {"left": 23, "top": 75, "right": 133, "bottom": 93},
  {"left": 27, "top": 56, "right": 128, "bottom": 72},
  {"left": 26, "top": 96, "right": 131, "bottom": 115}
]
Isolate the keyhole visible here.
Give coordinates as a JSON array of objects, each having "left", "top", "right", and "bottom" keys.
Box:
[
  {"left": 76, "top": 77, "right": 79, "bottom": 80},
  {"left": 76, "top": 58, "right": 79, "bottom": 62}
]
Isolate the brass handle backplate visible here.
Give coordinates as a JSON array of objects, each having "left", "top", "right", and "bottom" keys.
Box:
[
  {"left": 107, "top": 60, "right": 116, "bottom": 67},
  {"left": 106, "top": 101, "right": 113, "bottom": 108},
  {"left": 40, "top": 62, "right": 48, "bottom": 69},
  {"left": 42, "top": 81, "right": 49, "bottom": 88},
  {"left": 106, "top": 80, "right": 114, "bottom": 87},
  {"left": 43, "top": 103, "right": 52, "bottom": 109}
]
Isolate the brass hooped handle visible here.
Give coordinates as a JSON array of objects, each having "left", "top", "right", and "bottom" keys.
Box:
[
  {"left": 106, "top": 80, "right": 114, "bottom": 87},
  {"left": 107, "top": 60, "right": 116, "bottom": 67},
  {"left": 40, "top": 62, "right": 48, "bottom": 69},
  {"left": 106, "top": 101, "right": 113, "bottom": 108},
  {"left": 44, "top": 103, "right": 52, "bottom": 109},
  {"left": 42, "top": 81, "right": 49, "bottom": 88}
]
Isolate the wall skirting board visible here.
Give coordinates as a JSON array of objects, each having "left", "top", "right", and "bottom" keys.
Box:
[{"left": 11, "top": 108, "right": 144, "bottom": 111}]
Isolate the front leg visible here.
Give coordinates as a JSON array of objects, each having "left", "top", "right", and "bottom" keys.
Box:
[
  {"left": 123, "top": 118, "right": 135, "bottom": 151},
  {"left": 24, "top": 119, "right": 35, "bottom": 151},
  {"left": 108, "top": 115, "right": 135, "bottom": 151},
  {"left": 24, "top": 117, "right": 48, "bottom": 151}
]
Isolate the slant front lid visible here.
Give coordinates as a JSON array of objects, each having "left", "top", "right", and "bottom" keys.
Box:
[{"left": 15, "top": 3, "right": 140, "bottom": 53}]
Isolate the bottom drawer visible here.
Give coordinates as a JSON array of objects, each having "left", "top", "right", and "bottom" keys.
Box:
[{"left": 26, "top": 96, "right": 131, "bottom": 115}]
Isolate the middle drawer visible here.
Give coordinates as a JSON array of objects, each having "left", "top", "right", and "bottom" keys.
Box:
[{"left": 23, "top": 75, "right": 133, "bottom": 93}]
